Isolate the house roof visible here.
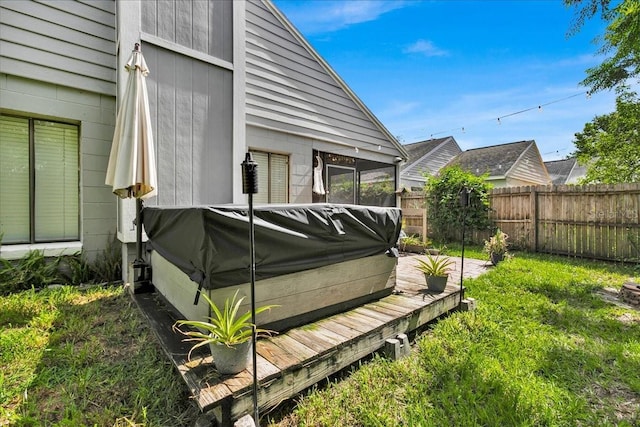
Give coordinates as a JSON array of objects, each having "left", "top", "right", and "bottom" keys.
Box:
[
  {"left": 403, "top": 137, "right": 453, "bottom": 162},
  {"left": 446, "top": 140, "right": 536, "bottom": 178},
  {"left": 400, "top": 136, "right": 462, "bottom": 183},
  {"left": 545, "top": 157, "right": 587, "bottom": 184}
]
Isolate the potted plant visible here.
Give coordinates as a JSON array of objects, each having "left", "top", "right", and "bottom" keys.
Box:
[
  {"left": 399, "top": 234, "right": 432, "bottom": 254},
  {"left": 415, "top": 254, "right": 455, "bottom": 292},
  {"left": 173, "top": 290, "right": 277, "bottom": 375},
  {"left": 484, "top": 228, "right": 509, "bottom": 266}
]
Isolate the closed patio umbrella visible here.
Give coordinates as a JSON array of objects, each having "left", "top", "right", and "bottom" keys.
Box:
[{"left": 105, "top": 43, "right": 157, "bottom": 290}]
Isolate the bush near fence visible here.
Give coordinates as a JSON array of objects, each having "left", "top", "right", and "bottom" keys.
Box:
[{"left": 401, "top": 182, "right": 640, "bottom": 262}]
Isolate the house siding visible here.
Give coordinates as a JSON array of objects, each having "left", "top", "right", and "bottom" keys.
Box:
[
  {"left": 141, "top": 44, "right": 234, "bottom": 206},
  {"left": 136, "top": 1, "right": 235, "bottom": 206},
  {"left": 509, "top": 144, "right": 551, "bottom": 185},
  {"left": 0, "top": 73, "right": 117, "bottom": 260},
  {"left": 141, "top": 0, "right": 233, "bottom": 63},
  {"left": 245, "top": 0, "right": 396, "bottom": 156},
  {"left": 0, "top": 0, "right": 116, "bottom": 96}
]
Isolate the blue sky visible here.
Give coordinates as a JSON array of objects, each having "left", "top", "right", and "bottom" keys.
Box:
[{"left": 271, "top": 0, "right": 618, "bottom": 161}]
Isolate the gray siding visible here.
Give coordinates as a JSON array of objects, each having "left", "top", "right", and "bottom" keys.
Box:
[
  {"left": 140, "top": 13, "right": 234, "bottom": 206},
  {"left": 245, "top": 0, "right": 397, "bottom": 155},
  {"left": 0, "top": 0, "right": 116, "bottom": 95},
  {"left": 141, "top": 0, "right": 233, "bottom": 63},
  {"left": 509, "top": 144, "right": 551, "bottom": 185},
  {"left": 247, "top": 125, "right": 312, "bottom": 203},
  {"left": 0, "top": 73, "right": 117, "bottom": 260}
]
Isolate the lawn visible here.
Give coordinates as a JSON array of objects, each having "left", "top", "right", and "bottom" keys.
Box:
[
  {"left": 1, "top": 252, "right": 638, "bottom": 426},
  {"left": 0, "top": 285, "right": 197, "bottom": 426}
]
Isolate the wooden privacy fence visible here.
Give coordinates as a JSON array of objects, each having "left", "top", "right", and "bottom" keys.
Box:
[{"left": 401, "top": 183, "right": 640, "bottom": 262}]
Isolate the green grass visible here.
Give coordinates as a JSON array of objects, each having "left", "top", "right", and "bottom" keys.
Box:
[
  {"left": 0, "top": 285, "right": 197, "bottom": 426},
  {"left": 2, "top": 255, "right": 638, "bottom": 426},
  {"left": 270, "top": 253, "right": 640, "bottom": 426},
  {"left": 437, "top": 241, "right": 487, "bottom": 261}
]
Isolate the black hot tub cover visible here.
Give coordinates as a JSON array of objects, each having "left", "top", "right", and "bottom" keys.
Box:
[{"left": 142, "top": 203, "right": 402, "bottom": 290}]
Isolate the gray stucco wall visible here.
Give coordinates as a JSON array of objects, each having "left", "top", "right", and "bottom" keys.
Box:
[{"left": 0, "top": 73, "right": 117, "bottom": 261}]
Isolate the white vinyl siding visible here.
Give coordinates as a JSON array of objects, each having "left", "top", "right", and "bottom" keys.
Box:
[
  {"left": 0, "top": 115, "right": 79, "bottom": 244},
  {"left": 251, "top": 150, "right": 289, "bottom": 204}
]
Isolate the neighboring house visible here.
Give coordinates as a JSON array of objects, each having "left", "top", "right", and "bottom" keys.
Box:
[
  {"left": 400, "top": 136, "right": 462, "bottom": 190},
  {"left": 544, "top": 157, "right": 587, "bottom": 185},
  {"left": 445, "top": 140, "right": 551, "bottom": 188},
  {"left": 0, "top": 0, "right": 408, "bottom": 278}
]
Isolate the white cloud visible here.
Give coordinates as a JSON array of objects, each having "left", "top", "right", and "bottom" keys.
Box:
[
  {"left": 378, "top": 100, "right": 422, "bottom": 118},
  {"left": 403, "top": 39, "right": 448, "bottom": 57},
  {"left": 276, "top": 1, "right": 409, "bottom": 35}
]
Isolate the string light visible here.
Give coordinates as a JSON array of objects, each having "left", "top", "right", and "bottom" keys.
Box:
[{"left": 421, "top": 90, "right": 590, "bottom": 140}]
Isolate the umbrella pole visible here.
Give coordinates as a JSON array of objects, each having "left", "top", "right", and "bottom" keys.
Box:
[
  {"left": 133, "top": 198, "right": 152, "bottom": 293},
  {"left": 136, "top": 198, "right": 143, "bottom": 262}
]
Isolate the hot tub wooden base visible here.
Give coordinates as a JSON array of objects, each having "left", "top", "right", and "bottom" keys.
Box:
[{"left": 150, "top": 251, "right": 397, "bottom": 331}]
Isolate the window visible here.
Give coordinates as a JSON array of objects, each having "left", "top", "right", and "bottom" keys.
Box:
[
  {"left": 250, "top": 150, "right": 289, "bottom": 204},
  {"left": 0, "top": 115, "right": 79, "bottom": 244}
]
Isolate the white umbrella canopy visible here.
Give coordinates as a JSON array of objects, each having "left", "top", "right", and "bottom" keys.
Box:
[{"left": 105, "top": 43, "right": 157, "bottom": 199}]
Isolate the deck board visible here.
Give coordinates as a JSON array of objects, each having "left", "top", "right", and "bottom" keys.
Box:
[
  {"left": 268, "top": 334, "right": 318, "bottom": 362},
  {"left": 132, "top": 254, "right": 488, "bottom": 425},
  {"left": 315, "top": 317, "right": 365, "bottom": 340},
  {"left": 257, "top": 339, "right": 304, "bottom": 370}
]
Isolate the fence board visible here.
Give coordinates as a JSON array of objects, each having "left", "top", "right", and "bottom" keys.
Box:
[{"left": 401, "top": 182, "right": 640, "bottom": 262}]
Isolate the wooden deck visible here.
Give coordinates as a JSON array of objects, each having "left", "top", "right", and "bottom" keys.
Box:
[{"left": 132, "top": 253, "right": 488, "bottom": 425}]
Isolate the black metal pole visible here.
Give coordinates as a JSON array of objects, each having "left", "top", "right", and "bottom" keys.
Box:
[
  {"left": 459, "top": 187, "right": 469, "bottom": 310},
  {"left": 460, "top": 207, "right": 466, "bottom": 309},
  {"left": 248, "top": 191, "right": 258, "bottom": 424},
  {"left": 242, "top": 152, "right": 259, "bottom": 425}
]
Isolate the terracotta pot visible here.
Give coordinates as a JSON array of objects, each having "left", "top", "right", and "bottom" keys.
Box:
[
  {"left": 209, "top": 340, "right": 252, "bottom": 375},
  {"left": 425, "top": 274, "right": 448, "bottom": 293}
]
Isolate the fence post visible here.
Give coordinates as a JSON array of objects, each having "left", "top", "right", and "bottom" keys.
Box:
[{"left": 530, "top": 186, "right": 538, "bottom": 252}]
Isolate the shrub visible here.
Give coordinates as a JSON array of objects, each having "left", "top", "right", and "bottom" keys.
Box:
[
  {"left": 424, "top": 165, "right": 492, "bottom": 242},
  {"left": 0, "top": 233, "right": 122, "bottom": 295},
  {"left": 0, "top": 250, "right": 61, "bottom": 295}
]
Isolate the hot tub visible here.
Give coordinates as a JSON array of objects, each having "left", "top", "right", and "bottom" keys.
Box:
[{"left": 142, "top": 203, "right": 401, "bottom": 331}]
